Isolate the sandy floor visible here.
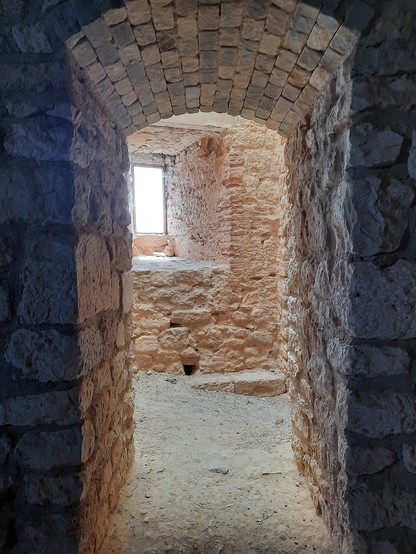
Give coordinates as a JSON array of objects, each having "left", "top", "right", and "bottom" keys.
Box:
[{"left": 101, "top": 373, "right": 331, "bottom": 554}]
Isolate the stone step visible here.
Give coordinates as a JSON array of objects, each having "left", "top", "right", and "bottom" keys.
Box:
[{"left": 189, "top": 370, "right": 287, "bottom": 397}]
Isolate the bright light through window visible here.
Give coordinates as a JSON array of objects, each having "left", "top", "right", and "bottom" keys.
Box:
[{"left": 133, "top": 166, "right": 165, "bottom": 234}]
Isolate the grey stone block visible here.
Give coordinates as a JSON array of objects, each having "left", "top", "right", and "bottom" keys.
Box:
[
  {"left": 84, "top": 19, "right": 111, "bottom": 48},
  {"left": 71, "top": 39, "right": 96, "bottom": 68},
  {"left": 199, "top": 4, "right": 219, "bottom": 31},
  {"left": 133, "top": 22, "right": 156, "bottom": 47},
  {"left": 96, "top": 42, "right": 119, "bottom": 66},
  {"left": 266, "top": 5, "right": 290, "bottom": 36},
  {"left": 112, "top": 21, "right": 135, "bottom": 48},
  {"left": 126, "top": 0, "right": 151, "bottom": 25}
]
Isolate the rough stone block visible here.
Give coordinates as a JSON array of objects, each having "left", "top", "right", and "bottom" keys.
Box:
[
  {"left": 76, "top": 235, "right": 112, "bottom": 322},
  {"left": 18, "top": 240, "right": 77, "bottom": 324},
  {"left": 152, "top": 6, "right": 174, "bottom": 30},
  {"left": 84, "top": 19, "right": 112, "bottom": 48},
  {"left": 283, "top": 27, "right": 307, "bottom": 54},
  {"left": 133, "top": 22, "right": 156, "bottom": 47},
  {"left": 142, "top": 43, "right": 161, "bottom": 65},
  {"left": 347, "top": 391, "right": 416, "bottom": 438},
  {"left": 199, "top": 4, "right": 219, "bottom": 31},
  {"left": 126, "top": 0, "right": 151, "bottom": 25},
  {"left": 291, "top": 2, "right": 320, "bottom": 34},
  {"left": 5, "top": 329, "right": 82, "bottom": 382},
  {"left": 112, "top": 21, "right": 135, "bottom": 48},
  {"left": 259, "top": 31, "right": 282, "bottom": 56},
  {"left": 341, "top": 445, "right": 396, "bottom": 476},
  {"left": 266, "top": 5, "right": 289, "bottom": 36},
  {"left": 96, "top": 42, "right": 119, "bottom": 66},
  {"left": 5, "top": 117, "right": 74, "bottom": 162},
  {"left": 220, "top": 2, "right": 243, "bottom": 28},
  {"left": 24, "top": 473, "right": 86, "bottom": 506},
  {"left": 16, "top": 427, "right": 85, "bottom": 470},
  {"left": 349, "top": 124, "right": 404, "bottom": 167},
  {"left": 275, "top": 49, "right": 297, "bottom": 72},
  {"left": 12, "top": 21, "right": 53, "bottom": 53},
  {"left": 307, "top": 24, "right": 337, "bottom": 52},
  {"left": 0, "top": 389, "right": 88, "bottom": 427},
  {"left": 345, "top": 174, "right": 414, "bottom": 256}
]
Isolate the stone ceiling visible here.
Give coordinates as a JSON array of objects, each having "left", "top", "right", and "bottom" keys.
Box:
[{"left": 67, "top": 0, "right": 373, "bottom": 137}]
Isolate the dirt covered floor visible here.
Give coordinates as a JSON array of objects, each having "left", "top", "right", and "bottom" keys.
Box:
[{"left": 102, "top": 373, "right": 330, "bottom": 554}]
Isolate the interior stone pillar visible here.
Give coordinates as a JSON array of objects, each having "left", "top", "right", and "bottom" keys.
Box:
[{"left": 0, "top": 9, "right": 134, "bottom": 552}]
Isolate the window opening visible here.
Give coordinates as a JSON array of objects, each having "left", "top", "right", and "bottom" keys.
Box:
[{"left": 133, "top": 165, "right": 166, "bottom": 234}]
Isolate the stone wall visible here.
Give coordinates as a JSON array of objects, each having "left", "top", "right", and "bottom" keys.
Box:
[
  {"left": 0, "top": 43, "right": 133, "bottom": 554},
  {"left": 133, "top": 260, "right": 285, "bottom": 374},
  {"left": 135, "top": 117, "right": 290, "bottom": 375},
  {"left": 166, "top": 133, "right": 229, "bottom": 261},
  {"left": 285, "top": 1, "right": 416, "bottom": 551}
]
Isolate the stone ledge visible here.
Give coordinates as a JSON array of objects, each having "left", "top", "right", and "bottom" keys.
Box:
[{"left": 189, "top": 369, "right": 287, "bottom": 397}]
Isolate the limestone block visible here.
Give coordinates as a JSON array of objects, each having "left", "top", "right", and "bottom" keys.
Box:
[
  {"left": 24, "top": 473, "right": 86, "bottom": 506},
  {"left": 18, "top": 240, "right": 77, "bottom": 324},
  {"left": 349, "top": 260, "right": 416, "bottom": 339},
  {"left": 103, "top": 7, "right": 127, "bottom": 26},
  {"left": 220, "top": 2, "right": 243, "bottom": 28},
  {"left": 170, "top": 310, "right": 212, "bottom": 326},
  {"left": 71, "top": 39, "right": 97, "bottom": 68},
  {"left": 96, "top": 42, "right": 119, "bottom": 66},
  {"left": 0, "top": 388, "right": 90, "bottom": 427},
  {"left": 133, "top": 22, "right": 156, "bottom": 47},
  {"left": 136, "top": 335, "right": 159, "bottom": 354},
  {"left": 5, "top": 329, "right": 83, "bottom": 382},
  {"left": 349, "top": 124, "right": 404, "bottom": 168},
  {"left": 16, "top": 427, "right": 84, "bottom": 470},
  {"left": 12, "top": 21, "right": 53, "bottom": 53},
  {"left": 266, "top": 6, "right": 289, "bottom": 36},
  {"left": 341, "top": 445, "right": 396, "bottom": 476},
  {"left": 292, "top": 2, "right": 320, "bottom": 34},
  {"left": 180, "top": 347, "right": 199, "bottom": 363},
  {"left": 327, "top": 341, "right": 410, "bottom": 378},
  {"left": 152, "top": 6, "right": 174, "bottom": 30},
  {"left": 76, "top": 235, "right": 112, "bottom": 322},
  {"left": 84, "top": 19, "right": 112, "bottom": 48},
  {"left": 347, "top": 391, "right": 416, "bottom": 438},
  {"left": 199, "top": 4, "right": 219, "bottom": 31},
  {"left": 5, "top": 117, "right": 74, "bottom": 161},
  {"left": 111, "top": 21, "right": 135, "bottom": 48},
  {"left": 159, "top": 328, "right": 189, "bottom": 349},
  {"left": 122, "top": 271, "right": 134, "bottom": 313},
  {"left": 79, "top": 326, "right": 104, "bottom": 372},
  {"left": 127, "top": 0, "right": 151, "bottom": 25},
  {"left": 345, "top": 175, "right": 414, "bottom": 255}
]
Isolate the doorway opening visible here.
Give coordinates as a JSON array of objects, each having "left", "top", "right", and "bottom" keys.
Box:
[{"left": 102, "top": 113, "right": 330, "bottom": 552}]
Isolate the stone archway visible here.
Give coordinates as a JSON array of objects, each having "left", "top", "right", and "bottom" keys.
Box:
[{"left": 0, "top": 1, "right": 415, "bottom": 552}]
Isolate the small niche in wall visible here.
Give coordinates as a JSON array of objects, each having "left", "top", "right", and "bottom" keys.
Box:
[{"left": 183, "top": 364, "right": 196, "bottom": 376}]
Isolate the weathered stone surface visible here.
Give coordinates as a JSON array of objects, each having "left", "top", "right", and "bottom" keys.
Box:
[
  {"left": 18, "top": 240, "right": 77, "bottom": 324},
  {"left": 327, "top": 341, "right": 410, "bottom": 378},
  {"left": 5, "top": 329, "right": 81, "bottom": 382},
  {"left": 24, "top": 473, "right": 86, "bottom": 506},
  {"left": 76, "top": 235, "right": 112, "bottom": 322},
  {"left": 349, "top": 261, "right": 416, "bottom": 339},
  {"left": 341, "top": 445, "right": 396, "bottom": 476},
  {"left": 345, "top": 175, "right": 414, "bottom": 255},
  {"left": 0, "top": 388, "right": 88, "bottom": 426},
  {"left": 349, "top": 124, "right": 404, "bottom": 167},
  {"left": 16, "top": 427, "right": 84, "bottom": 470}
]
